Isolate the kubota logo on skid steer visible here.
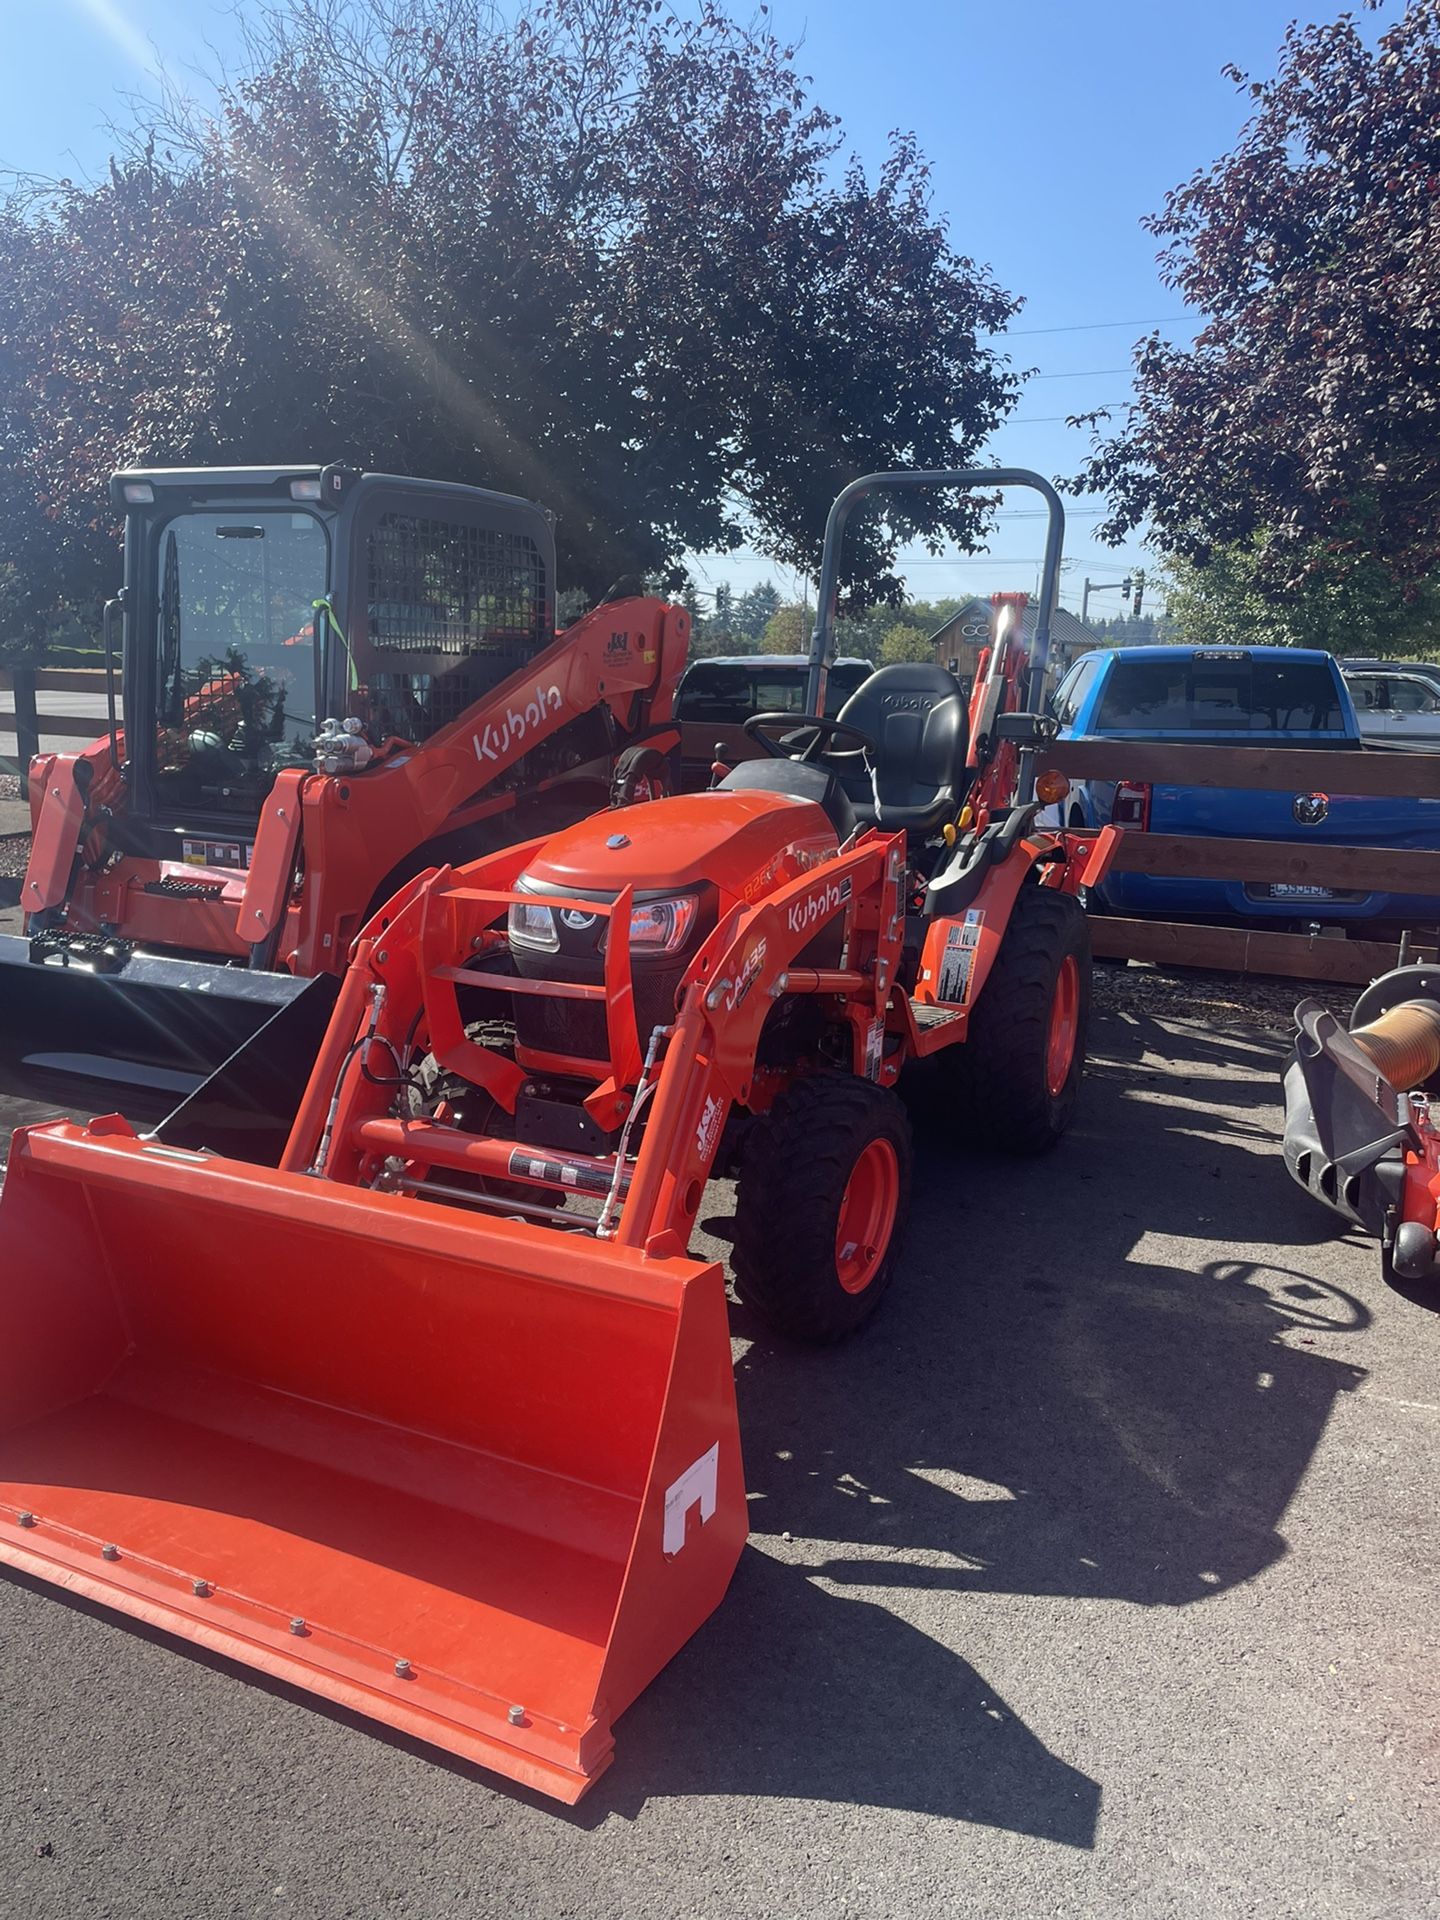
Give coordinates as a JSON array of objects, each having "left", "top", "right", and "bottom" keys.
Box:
[
  {"left": 472, "top": 684, "right": 563, "bottom": 763},
  {"left": 785, "top": 875, "right": 851, "bottom": 937}
]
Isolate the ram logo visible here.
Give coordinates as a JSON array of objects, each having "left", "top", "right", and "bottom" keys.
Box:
[{"left": 1292, "top": 792, "right": 1329, "bottom": 826}]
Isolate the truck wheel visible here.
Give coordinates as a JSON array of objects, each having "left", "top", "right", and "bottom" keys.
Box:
[
  {"left": 611, "top": 744, "right": 673, "bottom": 808},
  {"left": 952, "top": 883, "right": 1090, "bottom": 1154},
  {"left": 732, "top": 1076, "right": 912, "bottom": 1342}
]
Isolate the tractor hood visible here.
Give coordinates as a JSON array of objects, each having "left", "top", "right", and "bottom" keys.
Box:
[{"left": 520, "top": 789, "right": 838, "bottom": 904}]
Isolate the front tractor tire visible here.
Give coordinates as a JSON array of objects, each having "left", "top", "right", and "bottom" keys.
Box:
[
  {"left": 732, "top": 1076, "right": 913, "bottom": 1342},
  {"left": 951, "top": 883, "right": 1091, "bottom": 1154}
]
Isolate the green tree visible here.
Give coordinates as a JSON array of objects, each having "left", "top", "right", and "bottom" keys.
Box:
[
  {"left": 1164, "top": 539, "right": 1440, "bottom": 654},
  {"left": 762, "top": 603, "right": 813, "bottom": 652},
  {"left": 680, "top": 585, "right": 707, "bottom": 642},
  {"left": 734, "top": 583, "right": 783, "bottom": 642},
  {"left": 879, "top": 623, "right": 934, "bottom": 666},
  {"left": 1076, "top": 4, "right": 1440, "bottom": 594},
  {"left": 0, "top": 0, "right": 1023, "bottom": 644}
]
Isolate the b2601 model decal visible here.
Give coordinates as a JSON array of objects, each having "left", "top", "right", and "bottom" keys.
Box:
[{"left": 472, "top": 684, "right": 563, "bottom": 763}]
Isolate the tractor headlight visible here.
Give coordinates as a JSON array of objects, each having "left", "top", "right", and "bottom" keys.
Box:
[
  {"left": 507, "top": 896, "right": 560, "bottom": 952},
  {"left": 624, "top": 894, "right": 699, "bottom": 952}
]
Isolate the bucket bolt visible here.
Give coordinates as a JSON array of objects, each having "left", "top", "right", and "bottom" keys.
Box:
[
  {"left": 290, "top": 1617, "right": 308, "bottom": 1636},
  {"left": 394, "top": 1659, "right": 414, "bottom": 1681},
  {"left": 507, "top": 1704, "right": 526, "bottom": 1727},
  {"left": 101, "top": 1543, "right": 120, "bottom": 1562},
  {"left": 192, "top": 1579, "right": 212, "bottom": 1599},
  {"left": 17, "top": 1512, "right": 36, "bottom": 1529}
]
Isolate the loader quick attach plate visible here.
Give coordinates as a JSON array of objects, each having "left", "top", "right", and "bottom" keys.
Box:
[{"left": 0, "top": 1122, "right": 746, "bottom": 1802}]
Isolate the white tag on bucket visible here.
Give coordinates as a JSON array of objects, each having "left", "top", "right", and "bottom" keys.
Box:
[{"left": 663, "top": 1442, "right": 720, "bottom": 1556}]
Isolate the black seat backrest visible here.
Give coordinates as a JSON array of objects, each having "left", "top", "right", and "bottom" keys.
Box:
[{"left": 834, "top": 663, "right": 969, "bottom": 836}]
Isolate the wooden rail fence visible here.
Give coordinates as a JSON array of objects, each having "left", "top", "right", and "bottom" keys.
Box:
[
  {"left": 1040, "top": 737, "right": 1440, "bottom": 984},
  {"left": 4, "top": 687, "right": 1439, "bottom": 984},
  {"left": 0, "top": 667, "right": 113, "bottom": 796}
]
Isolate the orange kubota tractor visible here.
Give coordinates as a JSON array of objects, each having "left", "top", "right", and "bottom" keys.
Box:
[
  {"left": 3, "top": 464, "right": 688, "bottom": 1139},
  {"left": 0, "top": 468, "right": 1116, "bottom": 1803}
]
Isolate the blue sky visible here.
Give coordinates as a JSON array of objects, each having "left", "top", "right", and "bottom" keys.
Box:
[{"left": 2, "top": 0, "right": 1354, "bottom": 615}]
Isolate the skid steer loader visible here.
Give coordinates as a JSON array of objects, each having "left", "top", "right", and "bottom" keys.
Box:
[
  {"left": 0, "top": 468, "right": 1117, "bottom": 1803},
  {"left": 3, "top": 463, "right": 688, "bottom": 1144}
]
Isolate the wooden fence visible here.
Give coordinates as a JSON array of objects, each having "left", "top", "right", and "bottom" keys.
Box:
[
  {"left": 0, "top": 667, "right": 113, "bottom": 796},
  {"left": 4, "top": 679, "right": 1439, "bottom": 984},
  {"left": 1039, "top": 737, "right": 1440, "bottom": 984}
]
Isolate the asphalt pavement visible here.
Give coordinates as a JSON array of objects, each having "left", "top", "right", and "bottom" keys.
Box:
[{"left": 0, "top": 1002, "right": 1436, "bottom": 1918}]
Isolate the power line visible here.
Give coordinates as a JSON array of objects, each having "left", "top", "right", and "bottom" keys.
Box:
[
  {"left": 716, "top": 553, "right": 1142, "bottom": 570},
  {"left": 1009, "top": 404, "right": 1130, "bottom": 423},
  {"left": 1027, "top": 367, "right": 1133, "bottom": 380},
  {"left": 1000, "top": 315, "right": 1190, "bottom": 337}
]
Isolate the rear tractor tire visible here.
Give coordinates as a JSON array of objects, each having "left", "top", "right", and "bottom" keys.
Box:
[
  {"left": 950, "top": 883, "right": 1091, "bottom": 1154},
  {"left": 732, "top": 1076, "right": 913, "bottom": 1342}
]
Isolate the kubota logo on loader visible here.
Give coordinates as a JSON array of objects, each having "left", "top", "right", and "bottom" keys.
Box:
[
  {"left": 785, "top": 875, "right": 851, "bottom": 937},
  {"left": 472, "top": 684, "right": 563, "bottom": 763}
]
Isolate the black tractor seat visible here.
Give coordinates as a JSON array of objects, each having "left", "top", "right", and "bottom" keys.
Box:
[{"left": 832, "top": 662, "right": 969, "bottom": 837}]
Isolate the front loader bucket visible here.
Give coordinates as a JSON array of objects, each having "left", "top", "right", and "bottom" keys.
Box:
[
  {"left": 0, "top": 1122, "right": 746, "bottom": 1802},
  {"left": 0, "top": 933, "right": 329, "bottom": 1141}
]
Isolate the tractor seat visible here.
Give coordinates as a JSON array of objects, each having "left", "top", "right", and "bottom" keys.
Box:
[{"left": 833, "top": 663, "right": 969, "bottom": 836}]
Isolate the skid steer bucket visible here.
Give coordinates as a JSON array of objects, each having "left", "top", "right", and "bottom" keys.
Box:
[
  {"left": 0, "top": 1122, "right": 746, "bottom": 1802},
  {"left": 0, "top": 933, "right": 332, "bottom": 1141}
]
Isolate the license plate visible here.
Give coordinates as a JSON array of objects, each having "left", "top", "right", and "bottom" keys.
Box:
[{"left": 1264, "top": 883, "right": 1335, "bottom": 901}]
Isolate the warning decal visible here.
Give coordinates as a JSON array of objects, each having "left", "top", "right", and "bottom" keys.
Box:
[{"left": 937, "top": 910, "right": 984, "bottom": 1005}]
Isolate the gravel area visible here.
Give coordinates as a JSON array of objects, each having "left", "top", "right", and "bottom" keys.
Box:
[{"left": 1093, "top": 955, "right": 1303, "bottom": 1033}]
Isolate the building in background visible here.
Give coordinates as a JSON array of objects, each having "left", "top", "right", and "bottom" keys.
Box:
[{"left": 927, "top": 599, "right": 1104, "bottom": 695}]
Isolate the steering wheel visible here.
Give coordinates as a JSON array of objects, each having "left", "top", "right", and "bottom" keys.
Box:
[{"left": 742, "top": 711, "right": 878, "bottom": 764}]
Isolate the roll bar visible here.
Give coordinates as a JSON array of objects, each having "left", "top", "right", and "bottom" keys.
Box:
[{"left": 803, "top": 468, "right": 1067, "bottom": 800}]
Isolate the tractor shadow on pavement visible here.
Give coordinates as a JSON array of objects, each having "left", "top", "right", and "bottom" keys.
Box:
[{"left": 596, "top": 1011, "right": 1368, "bottom": 1842}]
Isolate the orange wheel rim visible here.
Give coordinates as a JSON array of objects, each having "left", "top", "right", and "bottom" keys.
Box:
[
  {"left": 835, "top": 1137, "right": 900, "bottom": 1294},
  {"left": 1046, "top": 954, "right": 1080, "bottom": 1097}
]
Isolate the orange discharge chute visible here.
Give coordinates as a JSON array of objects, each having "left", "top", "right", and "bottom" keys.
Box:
[{"left": 0, "top": 1120, "right": 745, "bottom": 1803}]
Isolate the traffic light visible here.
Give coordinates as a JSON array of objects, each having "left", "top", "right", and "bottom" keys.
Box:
[
  {"left": 1133, "top": 570, "right": 1145, "bottom": 619},
  {"left": 1121, "top": 576, "right": 1132, "bottom": 600}
]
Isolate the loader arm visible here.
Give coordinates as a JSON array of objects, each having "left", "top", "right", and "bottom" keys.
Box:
[{"left": 243, "top": 596, "right": 689, "bottom": 977}]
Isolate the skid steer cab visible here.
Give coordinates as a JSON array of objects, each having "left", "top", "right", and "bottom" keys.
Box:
[
  {"left": 0, "top": 468, "right": 1118, "bottom": 1804},
  {"left": 1, "top": 462, "right": 688, "bottom": 1127}
]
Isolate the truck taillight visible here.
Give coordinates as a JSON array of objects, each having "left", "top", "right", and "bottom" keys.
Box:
[{"left": 1111, "top": 781, "right": 1151, "bottom": 830}]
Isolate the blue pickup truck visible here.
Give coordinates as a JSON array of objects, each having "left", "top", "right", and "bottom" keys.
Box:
[{"left": 1047, "top": 645, "right": 1440, "bottom": 925}]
